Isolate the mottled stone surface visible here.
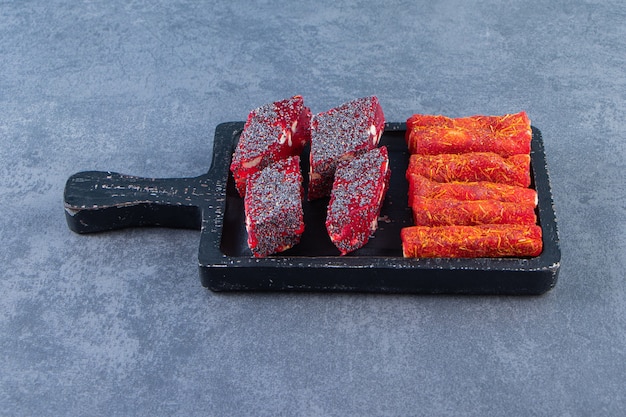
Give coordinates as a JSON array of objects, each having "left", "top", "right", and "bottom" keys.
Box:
[{"left": 1, "top": 1, "right": 624, "bottom": 415}]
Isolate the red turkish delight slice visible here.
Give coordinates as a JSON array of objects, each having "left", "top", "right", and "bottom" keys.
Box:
[
  {"left": 230, "top": 95, "right": 312, "bottom": 197},
  {"left": 325, "top": 147, "right": 390, "bottom": 255},
  {"left": 308, "top": 96, "right": 385, "bottom": 200},
  {"left": 407, "top": 152, "right": 531, "bottom": 187},
  {"left": 401, "top": 224, "right": 543, "bottom": 258},
  {"left": 244, "top": 156, "right": 305, "bottom": 258},
  {"left": 406, "top": 111, "right": 532, "bottom": 157}
]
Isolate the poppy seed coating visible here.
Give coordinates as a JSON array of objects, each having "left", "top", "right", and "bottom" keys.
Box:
[
  {"left": 308, "top": 96, "right": 385, "bottom": 200},
  {"left": 326, "top": 147, "right": 390, "bottom": 255},
  {"left": 244, "top": 156, "right": 305, "bottom": 258},
  {"left": 231, "top": 95, "right": 312, "bottom": 197}
]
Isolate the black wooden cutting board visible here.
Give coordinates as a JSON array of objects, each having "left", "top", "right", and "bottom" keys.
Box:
[{"left": 64, "top": 122, "right": 561, "bottom": 294}]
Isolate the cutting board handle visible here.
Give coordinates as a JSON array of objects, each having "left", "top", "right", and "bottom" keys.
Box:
[{"left": 64, "top": 171, "right": 211, "bottom": 233}]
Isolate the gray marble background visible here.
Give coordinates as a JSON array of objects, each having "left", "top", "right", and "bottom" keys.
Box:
[{"left": 1, "top": 1, "right": 624, "bottom": 416}]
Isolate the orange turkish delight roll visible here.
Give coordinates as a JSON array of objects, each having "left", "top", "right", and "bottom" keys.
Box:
[
  {"left": 407, "top": 152, "right": 531, "bottom": 187},
  {"left": 407, "top": 174, "right": 537, "bottom": 207},
  {"left": 401, "top": 224, "right": 543, "bottom": 258},
  {"left": 410, "top": 197, "right": 537, "bottom": 227},
  {"left": 406, "top": 111, "right": 532, "bottom": 157}
]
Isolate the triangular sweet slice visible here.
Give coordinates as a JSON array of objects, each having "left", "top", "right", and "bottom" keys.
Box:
[
  {"left": 244, "top": 156, "right": 305, "bottom": 257},
  {"left": 308, "top": 96, "right": 385, "bottom": 200},
  {"left": 325, "top": 147, "right": 390, "bottom": 255},
  {"left": 230, "top": 95, "right": 311, "bottom": 197}
]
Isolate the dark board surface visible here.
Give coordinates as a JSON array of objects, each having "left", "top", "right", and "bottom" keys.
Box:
[{"left": 200, "top": 123, "right": 560, "bottom": 294}]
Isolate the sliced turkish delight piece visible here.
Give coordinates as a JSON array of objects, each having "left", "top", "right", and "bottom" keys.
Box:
[
  {"left": 401, "top": 224, "right": 543, "bottom": 258},
  {"left": 410, "top": 197, "right": 537, "bottom": 227},
  {"left": 406, "top": 111, "right": 532, "bottom": 157},
  {"left": 230, "top": 95, "right": 312, "bottom": 197},
  {"left": 325, "top": 147, "right": 390, "bottom": 255},
  {"left": 407, "top": 174, "right": 537, "bottom": 207},
  {"left": 407, "top": 152, "right": 531, "bottom": 187},
  {"left": 308, "top": 96, "right": 385, "bottom": 200},
  {"left": 244, "top": 156, "right": 305, "bottom": 258}
]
